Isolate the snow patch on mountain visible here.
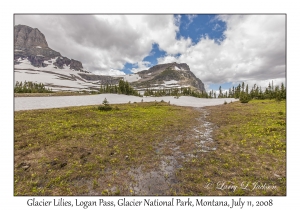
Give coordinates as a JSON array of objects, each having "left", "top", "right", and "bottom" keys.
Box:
[
  {"left": 174, "top": 66, "right": 181, "bottom": 71},
  {"left": 164, "top": 80, "right": 178, "bottom": 85},
  {"left": 123, "top": 74, "right": 141, "bottom": 82},
  {"left": 14, "top": 58, "right": 100, "bottom": 91}
]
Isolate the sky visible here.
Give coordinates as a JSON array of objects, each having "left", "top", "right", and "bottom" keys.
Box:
[{"left": 14, "top": 14, "right": 286, "bottom": 91}]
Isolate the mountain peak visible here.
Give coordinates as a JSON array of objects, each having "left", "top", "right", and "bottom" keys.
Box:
[
  {"left": 14, "top": 25, "right": 48, "bottom": 49},
  {"left": 129, "top": 62, "right": 206, "bottom": 92},
  {"left": 14, "top": 25, "right": 87, "bottom": 72},
  {"left": 146, "top": 62, "right": 190, "bottom": 74}
]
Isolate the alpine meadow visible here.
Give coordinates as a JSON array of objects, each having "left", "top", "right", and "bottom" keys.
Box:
[{"left": 14, "top": 14, "right": 286, "bottom": 196}]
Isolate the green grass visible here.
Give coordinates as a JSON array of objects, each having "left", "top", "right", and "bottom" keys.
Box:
[
  {"left": 172, "top": 100, "right": 286, "bottom": 195},
  {"left": 14, "top": 99, "right": 286, "bottom": 196},
  {"left": 14, "top": 102, "right": 199, "bottom": 195}
]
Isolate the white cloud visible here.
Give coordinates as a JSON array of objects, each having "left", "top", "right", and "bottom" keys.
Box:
[
  {"left": 157, "top": 15, "right": 286, "bottom": 86},
  {"left": 174, "top": 15, "right": 181, "bottom": 27},
  {"left": 131, "top": 61, "right": 152, "bottom": 73},
  {"left": 15, "top": 15, "right": 285, "bottom": 87},
  {"left": 15, "top": 15, "right": 192, "bottom": 72},
  {"left": 182, "top": 14, "right": 197, "bottom": 29},
  {"left": 212, "top": 23, "right": 221, "bottom": 31}
]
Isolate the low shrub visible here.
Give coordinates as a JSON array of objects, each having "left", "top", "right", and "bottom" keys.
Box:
[
  {"left": 98, "top": 105, "right": 112, "bottom": 111},
  {"left": 98, "top": 98, "right": 112, "bottom": 111},
  {"left": 239, "top": 93, "right": 251, "bottom": 103}
]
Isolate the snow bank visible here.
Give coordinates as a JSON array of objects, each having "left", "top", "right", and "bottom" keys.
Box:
[{"left": 15, "top": 94, "right": 239, "bottom": 111}]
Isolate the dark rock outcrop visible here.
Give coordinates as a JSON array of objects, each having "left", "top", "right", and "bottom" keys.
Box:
[
  {"left": 70, "top": 59, "right": 83, "bottom": 71},
  {"left": 54, "top": 57, "right": 71, "bottom": 69},
  {"left": 78, "top": 73, "right": 121, "bottom": 85},
  {"left": 27, "top": 55, "right": 48, "bottom": 67}
]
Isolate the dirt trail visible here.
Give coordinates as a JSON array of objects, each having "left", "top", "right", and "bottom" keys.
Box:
[
  {"left": 127, "top": 107, "right": 216, "bottom": 195},
  {"left": 193, "top": 108, "right": 217, "bottom": 153}
]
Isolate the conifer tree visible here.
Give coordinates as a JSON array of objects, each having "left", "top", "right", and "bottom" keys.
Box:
[
  {"left": 218, "top": 86, "right": 223, "bottom": 98},
  {"left": 280, "top": 83, "right": 286, "bottom": 99}
]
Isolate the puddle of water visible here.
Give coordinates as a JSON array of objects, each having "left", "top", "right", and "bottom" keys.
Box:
[{"left": 192, "top": 109, "right": 216, "bottom": 153}]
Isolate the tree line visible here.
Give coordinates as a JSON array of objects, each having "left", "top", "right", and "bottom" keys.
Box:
[
  {"left": 14, "top": 79, "right": 286, "bottom": 103},
  {"left": 99, "top": 80, "right": 141, "bottom": 97},
  {"left": 144, "top": 87, "right": 209, "bottom": 98},
  {"left": 215, "top": 81, "right": 286, "bottom": 102},
  {"left": 142, "top": 80, "right": 286, "bottom": 103},
  {"left": 14, "top": 81, "right": 52, "bottom": 93}
]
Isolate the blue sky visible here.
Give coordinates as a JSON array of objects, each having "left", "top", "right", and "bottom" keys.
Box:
[
  {"left": 175, "top": 14, "right": 226, "bottom": 44},
  {"left": 15, "top": 14, "right": 286, "bottom": 91}
]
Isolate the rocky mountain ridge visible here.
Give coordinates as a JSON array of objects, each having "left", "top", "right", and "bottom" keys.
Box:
[
  {"left": 14, "top": 24, "right": 88, "bottom": 72},
  {"left": 130, "top": 62, "right": 206, "bottom": 92},
  {"left": 14, "top": 24, "right": 206, "bottom": 93}
]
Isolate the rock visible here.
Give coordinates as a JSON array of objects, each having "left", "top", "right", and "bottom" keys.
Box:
[
  {"left": 70, "top": 59, "right": 83, "bottom": 71},
  {"left": 22, "top": 165, "right": 30, "bottom": 170},
  {"left": 18, "top": 162, "right": 31, "bottom": 170},
  {"left": 49, "top": 160, "right": 58, "bottom": 166},
  {"left": 274, "top": 173, "right": 281, "bottom": 178},
  {"left": 27, "top": 55, "right": 48, "bottom": 67},
  {"left": 78, "top": 73, "right": 121, "bottom": 84},
  {"left": 54, "top": 57, "right": 71, "bottom": 69},
  {"left": 60, "top": 162, "right": 67, "bottom": 168}
]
